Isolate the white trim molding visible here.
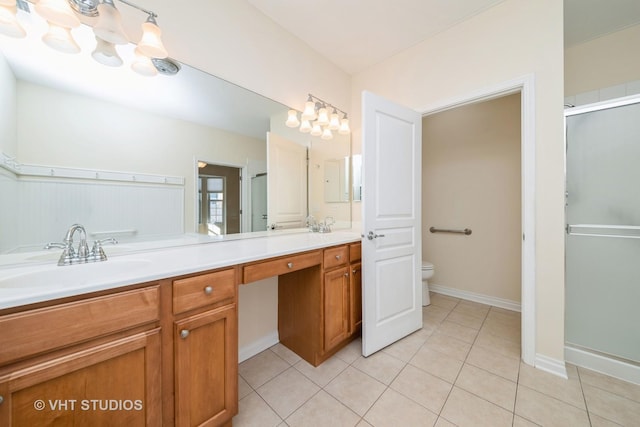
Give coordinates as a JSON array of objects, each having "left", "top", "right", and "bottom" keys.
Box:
[
  {"left": 566, "top": 345, "right": 640, "bottom": 385},
  {"left": 238, "top": 332, "right": 279, "bottom": 363},
  {"left": 419, "top": 74, "right": 537, "bottom": 367},
  {"left": 535, "top": 353, "right": 568, "bottom": 379},
  {"left": 429, "top": 285, "right": 521, "bottom": 312}
]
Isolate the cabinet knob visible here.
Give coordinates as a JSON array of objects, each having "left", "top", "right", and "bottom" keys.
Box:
[
  {"left": 180, "top": 329, "right": 190, "bottom": 339},
  {"left": 353, "top": 269, "right": 357, "bottom": 274},
  {"left": 335, "top": 255, "right": 341, "bottom": 260},
  {"left": 344, "top": 273, "right": 349, "bottom": 277},
  {"left": 204, "top": 286, "right": 213, "bottom": 295},
  {"left": 287, "top": 262, "right": 293, "bottom": 269},
  {"left": 0, "top": 395, "right": 3, "bottom": 405}
]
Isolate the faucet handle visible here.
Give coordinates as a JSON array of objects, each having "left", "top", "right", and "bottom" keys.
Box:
[
  {"left": 91, "top": 238, "right": 118, "bottom": 261},
  {"left": 44, "top": 242, "right": 66, "bottom": 250}
]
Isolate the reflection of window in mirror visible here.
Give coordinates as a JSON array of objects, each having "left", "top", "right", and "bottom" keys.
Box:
[
  {"left": 197, "top": 163, "right": 242, "bottom": 235},
  {"left": 352, "top": 154, "right": 362, "bottom": 202}
]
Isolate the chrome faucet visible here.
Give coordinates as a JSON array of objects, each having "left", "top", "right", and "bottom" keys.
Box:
[{"left": 45, "top": 224, "right": 117, "bottom": 266}]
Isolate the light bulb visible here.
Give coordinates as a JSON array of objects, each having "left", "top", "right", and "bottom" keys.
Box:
[
  {"left": 92, "top": 36, "right": 123, "bottom": 67},
  {"left": 317, "top": 107, "right": 329, "bottom": 126},
  {"left": 339, "top": 116, "right": 350, "bottom": 135},
  {"left": 301, "top": 100, "right": 317, "bottom": 121},
  {"left": 135, "top": 15, "right": 168, "bottom": 59},
  {"left": 93, "top": 0, "right": 128, "bottom": 45},
  {"left": 0, "top": 4, "right": 25, "bottom": 38},
  {"left": 321, "top": 128, "right": 333, "bottom": 140},
  {"left": 131, "top": 52, "right": 158, "bottom": 76},
  {"left": 328, "top": 110, "right": 340, "bottom": 130},
  {"left": 42, "top": 22, "right": 80, "bottom": 54},
  {"left": 299, "top": 120, "right": 312, "bottom": 133},
  {"left": 310, "top": 122, "right": 322, "bottom": 136},
  {"left": 285, "top": 109, "right": 300, "bottom": 128},
  {"left": 35, "top": 0, "right": 80, "bottom": 28}
]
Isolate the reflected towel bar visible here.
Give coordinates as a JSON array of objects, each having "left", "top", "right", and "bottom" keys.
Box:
[{"left": 429, "top": 227, "right": 472, "bottom": 236}]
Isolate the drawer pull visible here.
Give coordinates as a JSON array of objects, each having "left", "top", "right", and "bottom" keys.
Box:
[
  {"left": 204, "top": 286, "right": 213, "bottom": 295},
  {"left": 353, "top": 269, "right": 357, "bottom": 273},
  {"left": 0, "top": 395, "right": 3, "bottom": 405},
  {"left": 335, "top": 255, "right": 342, "bottom": 260},
  {"left": 180, "top": 329, "right": 190, "bottom": 339},
  {"left": 344, "top": 273, "right": 349, "bottom": 277},
  {"left": 287, "top": 262, "right": 293, "bottom": 269}
]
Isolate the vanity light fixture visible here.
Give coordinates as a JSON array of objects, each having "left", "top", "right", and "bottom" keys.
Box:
[
  {"left": 286, "top": 94, "right": 350, "bottom": 140},
  {"left": 1, "top": 0, "right": 175, "bottom": 76}
]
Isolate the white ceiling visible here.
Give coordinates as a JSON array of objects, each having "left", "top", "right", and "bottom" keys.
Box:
[{"left": 248, "top": 0, "right": 640, "bottom": 74}]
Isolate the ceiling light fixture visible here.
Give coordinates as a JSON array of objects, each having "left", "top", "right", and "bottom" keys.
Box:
[
  {"left": 1, "top": 0, "right": 176, "bottom": 76},
  {"left": 286, "top": 94, "right": 350, "bottom": 141}
]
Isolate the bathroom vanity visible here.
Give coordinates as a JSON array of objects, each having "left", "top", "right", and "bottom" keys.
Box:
[{"left": 0, "top": 231, "right": 361, "bottom": 426}]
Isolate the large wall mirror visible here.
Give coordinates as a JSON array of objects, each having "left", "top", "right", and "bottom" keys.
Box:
[{"left": 0, "top": 23, "right": 351, "bottom": 261}]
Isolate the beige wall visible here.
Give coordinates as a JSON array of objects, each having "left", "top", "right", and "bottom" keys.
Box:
[
  {"left": 565, "top": 24, "right": 640, "bottom": 97},
  {"left": 352, "top": 0, "right": 566, "bottom": 361},
  {"left": 0, "top": 53, "right": 16, "bottom": 157},
  {"left": 423, "top": 94, "right": 521, "bottom": 303}
]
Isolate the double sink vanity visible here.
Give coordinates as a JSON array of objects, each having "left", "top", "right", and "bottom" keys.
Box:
[{"left": 0, "top": 230, "right": 363, "bottom": 426}]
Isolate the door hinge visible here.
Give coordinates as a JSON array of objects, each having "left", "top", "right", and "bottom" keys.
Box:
[{"left": 522, "top": 233, "right": 525, "bottom": 241}]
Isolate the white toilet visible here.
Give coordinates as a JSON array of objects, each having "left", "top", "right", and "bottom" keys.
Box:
[{"left": 421, "top": 261, "right": 434, "bottom": 306}]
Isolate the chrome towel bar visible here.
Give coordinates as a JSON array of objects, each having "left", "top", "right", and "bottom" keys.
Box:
[{"left": 429, "top": 226, "right": 472, "bottom": 236}]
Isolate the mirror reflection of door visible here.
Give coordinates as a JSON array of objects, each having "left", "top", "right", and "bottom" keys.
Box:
[
  {"left": 251, "top": 173, "right": 268, "bottom": 231},
  {"left": 198, "top": 163, "right": 241, "bottom": 235}
]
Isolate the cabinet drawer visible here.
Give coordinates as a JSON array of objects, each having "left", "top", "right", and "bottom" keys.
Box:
[
  {"left": 349, "top": 243, "right": 361, "bottom": 263},
  {"left": 173, "top": 268, "right": 236, "bottom": 314},
  {"left": 0, "top": 286, "right": 159, "bottom": 365},
  {"left": 242, "top": 251, "right": 322, "bottom": 283},
  {"left": 324, "top": 245, "right": 349, "bottom": 270}
]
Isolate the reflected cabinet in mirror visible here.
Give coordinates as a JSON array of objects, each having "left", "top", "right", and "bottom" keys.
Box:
[{"left": 0, "top": 28, "right": 351, "bottom": 259}]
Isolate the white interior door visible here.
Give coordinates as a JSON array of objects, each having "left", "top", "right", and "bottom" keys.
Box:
[
  {"left": 267, "top": 132, "right": 308, "bottom": 229},
  {"left": 362, "top": 91, "right": 423, "bottom": 356}
]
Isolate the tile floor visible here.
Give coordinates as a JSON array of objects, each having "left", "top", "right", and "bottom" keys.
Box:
[{"left": 233, "top": 293, "right": 640, "bottom": 426}]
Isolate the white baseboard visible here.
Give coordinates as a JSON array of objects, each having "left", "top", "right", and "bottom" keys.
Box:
[
  {"left": 535, "top": 353, "right": 568, "bottom": 379},
  {"left": 238, "top": 332, "right": 279, "bottom": 363},
  {"left": 565, "top": 345, "right": 640, "bottom": 385},
  {"left": 429, "top": 284, "right": 521, "bottom": 312}
]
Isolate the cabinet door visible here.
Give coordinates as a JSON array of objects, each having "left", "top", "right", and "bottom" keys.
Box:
[
  {"left": 0, "top": 330, "right": 161, "bottom": 427},
  {"left": 350, "top": 262, "right": 362, "bottom": 334},
  {"left": 174, "top": 304, "right": 238, "bottom": 427},
  {"left": 324, "top": 267, "right": 350, "bottom": 352}
]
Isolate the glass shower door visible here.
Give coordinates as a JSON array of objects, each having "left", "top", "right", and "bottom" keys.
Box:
[{"left": 565, "top": 99, "right": 640, "bottom": 363}]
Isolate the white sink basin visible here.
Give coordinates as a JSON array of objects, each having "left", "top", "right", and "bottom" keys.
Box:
[{"left": 0, "top": 259, "right": 152, "bottom": 289}]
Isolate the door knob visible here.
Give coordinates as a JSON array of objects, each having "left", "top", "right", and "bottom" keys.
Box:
[{"left": 367, "top": 231, "right": 385, "bottom": 240}]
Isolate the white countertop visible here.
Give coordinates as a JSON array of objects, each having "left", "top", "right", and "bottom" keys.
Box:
[{"left": 0, "top": 230, "right": 362, "bottom": 310}]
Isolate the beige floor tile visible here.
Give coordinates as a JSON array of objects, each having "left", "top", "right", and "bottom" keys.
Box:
[
  {"left": 356, "top": 420, "right": 374, "bottom": 427},
  {"left": 423, "top": 304, "right": 453, "bottom": 324},
  {"left": 578, "top": 367, "right": 640, "bottom": 403},
  {"left": 440, "top": 386, "right": 512, "bottom": 427},
  {"left": 334, "top": 338, "right": 364, "bottom": 364},
  {"left": 437, "top": 320, "right": 480, "bottom": 344},
  {"left": 466, "top": 344, "right": 520, "bottom": 382},
  {"left": 269, "top": 343, "right": 302, "bottom": 365},
  {"left": 480, "top": 317, "right": 521, "bottom": 341},
  {"left": 518, "top": 362, "right": 585, "bottom": 409},
  {"left": 364, "top": 388, "right": 438, "bottom": 427},
  {"left": 233, "top": 392, "right": 282, "bottom": 427},
  {"left": 429, "top": 293, "right": 460, "bottom": 310},
  {"left": 382, "top": 331, "right": 430, "bottom": 362},
  {"left": 238, "top": 375, "right": 253, "bottom": 399},
  {"left": 423, "top": 331, "right": 472, "bottom": 361},
  {"left": 445, "top": 311, "right": 484, "bottom": 330},
  {"left": 582, "top": 383, "right": 640, "bottom": 426},
  {"left": 434, "top": 417, "right": 457, "bottom": 427},
  {"left": 589, "top": 413, "right": 624, "bottom": 427},
  {"left": 286, "top": 390, "right": 360, "bottom": 427},
  {"left": 488, "top": 306, "right": 521, "bottom": 319},
  {"left": 325, "top": 366, "right": 387, "bottom": 416},
  {"left": 352, "top": 351, "right": 406, "bottom": 385},
  {"left": 513, "top": 415, "right": 541, "bottom": 426},
  {"left": 455, "top": 364, "right": 517, "bottom": 411},
  {"left": 515, "top": 385, "right": 590, "bottom": 427},
  {"left": 390, "top": 364, "right": 453, "bottom": 414},
  {"left": 410, "top": 346, "right": 464, "bottom": 383},
  {"left": 294, "top": 355, "right": 348, "bottom": 387},
  {"left": 453, "top": 301, "right": 490, "bottom": 320},
  {"left": 474, "top": 328, "right": 521, "bottom": 359},
  {"left": 256, "top": 367, "right": 320, "bottom": 419},
  {"left": 239, "top": 349, "right": 291, "bottom": 388}
]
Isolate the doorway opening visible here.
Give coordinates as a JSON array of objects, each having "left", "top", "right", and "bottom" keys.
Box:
[{"left": 197, "top": 162, "right": 242, "bottom": 236}]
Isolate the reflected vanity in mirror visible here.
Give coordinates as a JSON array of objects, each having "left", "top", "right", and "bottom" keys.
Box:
[{"left": 0, "top": 20, "right": 351, "bottom": 263}]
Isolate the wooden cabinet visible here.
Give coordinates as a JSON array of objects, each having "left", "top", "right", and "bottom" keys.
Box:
[
  {"left": 0, "top": 289, "right": 162, "bottom": 427},
  {"left": 349, "top": 261, "right": 362, "bottom": 334},
  {"left": 172, "top": 268, "right": 238, "bottom": 427},
  {"left": 323, "top": 266, "right": 350, "bottom": 352}
]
